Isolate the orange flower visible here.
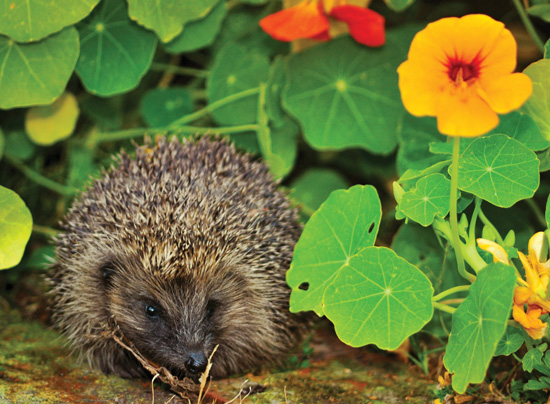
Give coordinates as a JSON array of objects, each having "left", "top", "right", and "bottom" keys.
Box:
[
  {"left": 477, "top": 233, "right": 550, "bottom": 339},
  {"left": 259, "top": 0, "right": 385, "bottom": 47},
  {"left": 397, "top": 14, "right": 532, "bottom": 137}
]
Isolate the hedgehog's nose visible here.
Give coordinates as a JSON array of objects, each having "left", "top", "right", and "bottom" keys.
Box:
[{"left": 185, "top": 351, "right": 208, "bottom": 375}]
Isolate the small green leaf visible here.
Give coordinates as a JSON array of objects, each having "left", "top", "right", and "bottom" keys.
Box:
[
  {"left": 258, "top": 119, "right": 299, "bottom": 180},
  {"left": 443, "top": 263, "right": 516, "bottom": 393},
  {"left": 527, "top": 4, "right": 550, "bottom": 21},
  {"left": 545, "top": 38, "right": 550, "bottom": 59},
  {"left": 495, "top": 326, "right": 525, "bottom": 356},
  {"left": 0, "top": 0, "right": 100, "bottom": 42},
  {"left": 399, "top": 173, "right": 452, "bottom": 226},
  {"left": 521, "top": 59, "right": 550, "bottom": 140},
  {"left": 25, "top": 92, "right": 79, "bottom": 145},
  {"left": 266, "top": 56, "right": 290, "bottom": 128},
  {"left": 287, "top": 185, "right": 382, "bottom": 316},
  {"left": 0, "top": 186, "right": 33, "bottom": 270},
  {"left": 76, "top": 0, "right": 157, "bottom": 97},
  {"left": 0, "top": 27, "right": 79, "bottom": 109},
  {"left": 127, "top": 0, "right": 218, "bottom": 42},
  {"left": 384, "top": 0, "right": 415, "bottom": 11},
  {"left": 290, "top": 169, "right": 349, "bottom": 217},
  {"left": 523, "top": 345, "right": 545, "bottom": 372},
  {"left": 488, "top": 112, "right": 549, "bottom": 152},
  {"left": 524, "top": 377, "right": 550, "bottom": 390},
  {"left": 163, "top": 0, "right": 226, "bottom": 53},
  {"left": 456, "top": 134, "right": 539, "bottom": 208},
  {"left": 283, "top": 27, "right": 418, "bottom": 154},
  {"left": 67, "top": 145, "right": 98, "bottom": 189},
  {"left": 4, "top": 131, "right": 34, "bottom": 160},
  {"left": 207, "top": 43, "right": 269, "bottom": 125},
  {"left": 324, "top": 246, "right": 433, "bottom": 349},
  {"left": 140, "top": 88, "right": 193, "bottom": 127}
]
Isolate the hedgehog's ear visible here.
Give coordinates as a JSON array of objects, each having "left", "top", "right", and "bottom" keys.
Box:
[{"left": 100, "top": 262, "right": 117, "bottom": 288}]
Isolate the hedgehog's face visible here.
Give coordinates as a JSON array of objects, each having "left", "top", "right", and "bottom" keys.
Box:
[{"left": 100, "top": 258, "right": 253, "bottom": 381}]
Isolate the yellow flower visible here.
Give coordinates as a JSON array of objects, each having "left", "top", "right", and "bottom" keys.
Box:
[
  {"left": 397, "top": 14, "right": 532, "bottom": 137},
  {"left": 477, "top": 232, "right": 550, "bottom": 339}
]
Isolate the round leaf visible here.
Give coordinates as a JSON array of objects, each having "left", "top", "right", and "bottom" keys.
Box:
[
  {"left": 399, "top": 173, "right": 452, "bottom": 226},
  {"left": 207, "top": 43, "right": 269, "bottom": 125},
  {"left": 287, "top": 185, "right": 382, "bottom": 316},
  {"left": 456, "top": 134, "right": 539, "bottom": 208},
  {"left": 76, "top": 0, "right": 157, "bottom": 97},
  {"left": 443, "top": 263, "right": 516, "bottom": 393},
  {"left": 163, "top": 0, "right": 226, "bottom": 54},
  {"left": 127, "top": 0, "right": 218, "bottom": 43},
  {"left": 0, "top": 186, "right": 32, "bottom": 270},
  {"left": 324, "top": 246, "right": 433, "bottom": 349},
  {"left": 0, "top": 27, "right": 79, "bottom": 109},
  {"left": 140, "top": 88, "right": 193, "bottom": 127},
  {"left": 521, "top": 59, "right": 550, "bottom": 141},
  {"left": 25, "top": 92, "right": 79, "bottom": 145},
  {"left": 384, "top": 0, "right": 415, "bottom": 11},
  {"left": 283, "top": 27, "right": 418, "bottom": 154},
  {"left": 488, "top": 111, "right": 549, "bottom": 152},
  {"left": 494, "top": 326, "right": 525, "bottom": 356},
  {"left": 0, "top": 0, "right": 100, "bottom": 42}
]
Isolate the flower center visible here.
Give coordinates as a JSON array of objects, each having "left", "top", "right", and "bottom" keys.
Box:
[{"left": 447, "top": 58, "right": 479, "bottom": 86}]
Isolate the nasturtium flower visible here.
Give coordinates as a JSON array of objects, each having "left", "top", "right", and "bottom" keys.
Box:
[
  {"left": 397, "top": 14, "right": 532, "bottom": 137},
  {"left": 259, "top": 0, "right": 385, "bottom": 47},
  {"left": 477, "top": 233, "right": 550, "bottom": 339}
]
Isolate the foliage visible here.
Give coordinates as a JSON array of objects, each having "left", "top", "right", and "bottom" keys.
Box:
[{"left": 1, "top": 0, "right": 550, "bottom": 402}]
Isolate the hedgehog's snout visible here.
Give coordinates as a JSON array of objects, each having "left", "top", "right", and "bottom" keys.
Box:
[{"left": 185, "top": 351, "right": 208, "bottom": 375}]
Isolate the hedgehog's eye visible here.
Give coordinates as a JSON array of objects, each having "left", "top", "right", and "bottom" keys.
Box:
[
  {"left": 145, "top": 304, "right": 160, "bottom": 319},
  {"left": 205, "top": 299, "right": 219, "bottom": 320}
]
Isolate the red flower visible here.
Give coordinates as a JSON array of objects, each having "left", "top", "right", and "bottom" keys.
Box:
[{"left": 259, "top": 0, "right": 385, "bottom": 47}]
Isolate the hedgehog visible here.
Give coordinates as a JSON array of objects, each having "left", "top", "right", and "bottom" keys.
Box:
[{"left": 49, "top": 135, "right": 310, "bottom": 381}]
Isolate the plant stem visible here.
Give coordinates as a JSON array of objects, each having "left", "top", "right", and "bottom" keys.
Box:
[
  {"left": 450, "top": 137, "right": 475, "bottom": 282},
  {"left": 512, "top": 0, "right": 545, "bottom": 53},
  {"left": 32, "top": 224, "right": 59, "bottom": 238},
  {"left": 150, "top": 63, "right": 209, "bottom": 78},
  {"left": 432, "top": 301, "right": 457, "bottom": 314},
  {"left": 526, "top": 198, "right": 547, "bottom": 229},
  {"left": 170, "top": 87, "right": 261, "bottom": 127},
  {"left": 478, "top": 204, "right": 504, "bottom": 244},
  {"left": 432, "top": 285, "right": 470, "bottom": 302},
  {"left": 4, "top": 154, "right": 77, "bottom": 197},
  {"left": 87, "top": 124, "right": 261, "bottom": 146}
]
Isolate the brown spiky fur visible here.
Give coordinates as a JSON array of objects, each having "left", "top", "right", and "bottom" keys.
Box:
[{"left": 49, "top": 136, "right": 309, "bottom": 380}]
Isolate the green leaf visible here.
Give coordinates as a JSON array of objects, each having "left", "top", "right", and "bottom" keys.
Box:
[
  {"left": 25, "top": 92, "right": 79, "bottom": 145},
  {"left": 283, "top": 27, "right": 418, "bottom": 154},
  {"left": 384, "top": 0, "right": 416, "bottom": 11},
  {"left": 0, "top": 126, "right": 4, "bottom": 160},
  {"left": 80, "top": 96, "right": 122, "bottom": 130},
  {"left": 258, "top": 119, "right": 299, "bottom": 181},
  {"left": 399, "top": 173, "right": 452, "bottom": 226},
  {"left": 527, "top": 4, "right": 550, "bottom": 21},
  {"left": 443, "top": 263, "right": 516, "bottom": 394},
  {"left": 0, "top": 27, "right": 79, "bottom": 109},
  {"left": 76, "top": 0, "right": 157, "bottom": 97},
  {"left": 127, "top": 0, "right": 218, "bottom": 43},
  {"left": 287, "top": 185, "right": 382, "bottom": 316},
  {"left": 0, "top": 0, "right": 99, "bottom": 42},
  {"left": 0, "top": 186, "right": 32, "bottom": 270},
  {"left": 140, "top": 88, "right": 193, "bottom": 127},
  {"left": 290, "top": 169, "right": 349, "bottom": 218},
  {"left": 4, "top": 130, "right": 34, "bottom": 160},
  {"left": 494, "top": 326, "right": 525, "bottom": 356},
  {"left": 522, "top": 59, "right": 550, "bottom": 140},
  {"left": 546, "top": 193, "right": 550, "bottom": 229},
  {"left": 456, "top": 134, "right": 539, "bottom": 208},
  {"left": 163, "top": 0, "right": 226, "bottom": 53},
  {"left": 67, "top": 145, "right": 98, "bottom": 189},
  {"left": 488, "top": 112, "right": 549, "bottom": 152},
  {"left": 524, "top": 377, "right": 550, "bottom": 390},
  {"left": 266, "top": 56, "right": 289, "bottom": 128},
  {"left": 545, "top": 38, "right": 550, "bottom": 59},
  {"left": 207, "top": 43, "right": 269, "bottom": 125},
  {"left": 324, "top": 246, "right": 433, "bottom": 349},
  {"left": 523, "top": 345, "right": 545, "bottom": 372}
]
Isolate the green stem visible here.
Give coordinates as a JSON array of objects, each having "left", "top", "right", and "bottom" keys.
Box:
[
  {"left": 478, "top": 206, "right": 504, "bottom": 244},
  {"left": 150, "top": 63, "right": 209, "bottom": 78},
  {"left": 4, "top": 154, "right": 77, "bottom": 197},
  {"left": 432, "top": 301, "right": 457, "bottom": 315},
  {"left": 450, "top": 137, "right": 475, "bottom": 282},
  {"left": 512, "top": 0, "right": 545, "bottom": 53},
  {"left": 432, "top": 285, "right": 470, "bottom": 302},
  {"left": 87, "top": 124, "right": 260, "bottom": 146},
  {"left": 32, "top": 224, "right": 59, "bottom": 238},
  {"left": 526, "top": 198, "right": 547, "bottom": 229},
  {"left": 170, "top": 87, "right": 261, "bottom": 127}
]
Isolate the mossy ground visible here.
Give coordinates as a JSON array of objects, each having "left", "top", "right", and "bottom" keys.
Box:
[{"left": 0, "top": 274, "right": 435, "bottom": 404}]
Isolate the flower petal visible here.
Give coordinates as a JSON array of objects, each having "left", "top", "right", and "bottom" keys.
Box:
[
  {"left": 476, "top": 238, "right": 509, "bottom": 264},
  {"left": 435, "top": 85, "right": 499, "bottom": 137},
  {"left": 478, "top": 73, "right": 532, "bottom": 114},
  {"left": 513, "top": 304, "right": 547, "bottom": 339},
  {"left": 259, "top": 1, "right": 330, "bottom": 42},
  {"left": 329, "top": 5, "right": 385, "bottom": 47}
]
